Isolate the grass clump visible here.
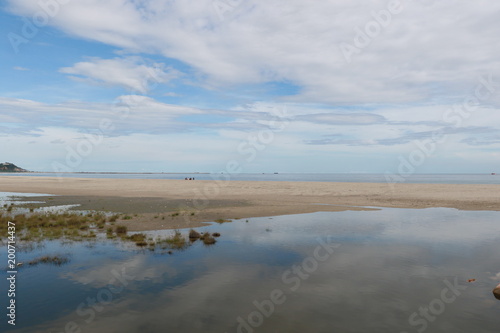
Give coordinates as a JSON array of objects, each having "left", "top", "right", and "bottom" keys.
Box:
[
  {"left": 127, "top": 233, "right": 147, "bottom": 246},
  {"left": 214, "top": 218, "right": 231, "bottom": 224},
  {"left": 157, "top": 230, "right": 188, "bottom": 250},
  {"left": 0, "top": 211, "right": 106, "bottom": 242},
  {"left": 106, "top": 227, "right": 115, "bottom": 239},
  {"left": 108, "top": 214, "right": 120, "bottom": 222},
  {"left": 200, "top": 233, "right": 217, "bottom": 245},
  {"left": 188, "top": 229, "right": 201, "bottom": 240},
  {"left": 115, "top": 226, "right": 127, "bottom": 235}
]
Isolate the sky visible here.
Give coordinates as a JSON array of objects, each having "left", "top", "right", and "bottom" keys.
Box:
[{"left": 1, "top": 0, "right": 499, "bottom": 174}]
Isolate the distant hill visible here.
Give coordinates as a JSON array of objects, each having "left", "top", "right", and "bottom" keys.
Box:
[{"left": 0, "top": 162, "right": 28, "bottom": 172}]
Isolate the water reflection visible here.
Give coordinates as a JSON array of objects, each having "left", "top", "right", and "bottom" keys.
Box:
[{"left": 2, "top": 208, "right": 500, "bottom": 333}]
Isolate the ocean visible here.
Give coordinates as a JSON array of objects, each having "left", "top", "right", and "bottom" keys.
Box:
[{"left": 3, "top": 172, "right": 500, "bottom": 184}]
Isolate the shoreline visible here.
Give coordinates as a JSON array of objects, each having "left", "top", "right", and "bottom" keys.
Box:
[{"left": 1, "top": 176, "right": 499, "bottom": 231}]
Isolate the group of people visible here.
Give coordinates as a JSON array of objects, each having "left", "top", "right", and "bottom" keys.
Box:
[{"left": 184, "top": 177, "right": 195, "bottom": 180}]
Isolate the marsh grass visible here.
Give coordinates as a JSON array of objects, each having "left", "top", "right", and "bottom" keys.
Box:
[
  {"left": 0, "top": 211, "right": 102, "bottom": 242},
  {"left": 115, "top": 226, "right": 128, "bottom": 235},
  {"left": 214, "top": 218, "right": 232, "bottom": 224},
  {"left": 188, "top": 229, "right": 201, "bottom": 240},
  {"left": 127, "top": 233, "right": 146, "bottom": 242},
  {"left": 200, "top": 233, "right": 217, "bottom": 245},
  {"left": 188, "top": 229, "right": 219, "bottom": 245},
  {"left": 108, "top": 214, "right": 120, "bottom": 222},
  {"left": 156, "top": 230, "right": 189, "bottom": 250},
  {"left": 0, "top": 209, "right": 221, "bottom": 253}
]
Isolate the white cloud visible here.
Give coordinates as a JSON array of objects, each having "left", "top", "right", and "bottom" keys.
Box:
[
  {"left": 1, "top": 95, "right": 499, "bottom": 172},
  {"left": 13, "top": 66, "right": 29, "bottom": 71},
  {"left": 0, "top": 96, "right": 203, "bottom": 135},
  {"left": 7, "top": 0, "right": 500, "bottom": 104},
  {"left": 59, "top": 57, "right": 180, "bottom": 93}
]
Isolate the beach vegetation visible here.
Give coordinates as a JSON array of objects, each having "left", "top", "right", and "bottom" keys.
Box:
[
  {"left": 108, "top": 214, "right": 120, "bottom": 222},
  {"left": 188, "top": 229, "right": 201, "bottom": 240},
  {"left": 115, "top": 225, "right": 128, "bottom": 235},
  {"left": 215, "top": 218, "right": 231, "bottom": 224},
  {"left": 156, "top": 230, "right": 188, "bottom": 250},
  {"left": 200, "top": 233, "right": 217, "bottom": 245},
  {"left": 0, "top": 209, "right": 221, "bottom": 254}
]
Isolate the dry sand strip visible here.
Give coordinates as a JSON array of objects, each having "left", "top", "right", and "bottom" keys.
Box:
[{"left": 1, "top": 176, "right": 499, "bottom": 230}]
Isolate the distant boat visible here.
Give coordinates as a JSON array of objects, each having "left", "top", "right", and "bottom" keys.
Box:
[{"left": 492, "top": 173, "right": 496, "bottom": 175}]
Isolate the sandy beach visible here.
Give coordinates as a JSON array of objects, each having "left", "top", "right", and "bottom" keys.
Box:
[{"left": 1, "top": 176, "right": 499, "bottom": 230}]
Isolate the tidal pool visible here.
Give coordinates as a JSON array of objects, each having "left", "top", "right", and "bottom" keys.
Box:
[{"left": 2, "top": 207, "right": 500, "bottom": 333}]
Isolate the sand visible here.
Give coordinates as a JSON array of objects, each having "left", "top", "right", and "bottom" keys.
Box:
[{"left": 1, "top": 176, "right": 499, "bottom": 230}]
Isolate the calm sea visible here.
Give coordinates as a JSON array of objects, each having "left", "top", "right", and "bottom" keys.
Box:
[{"left": 3, "top": 172, "right": 500, "bottom": 184}]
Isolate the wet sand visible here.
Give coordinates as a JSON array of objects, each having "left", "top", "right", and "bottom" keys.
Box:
[{"left": 1, "top": 176, "right": 499, "bottom": 230}]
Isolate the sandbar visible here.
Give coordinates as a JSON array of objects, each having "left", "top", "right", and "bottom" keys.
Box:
[{"left": 1, "top": 176, "right": 498, "bottom": 230}]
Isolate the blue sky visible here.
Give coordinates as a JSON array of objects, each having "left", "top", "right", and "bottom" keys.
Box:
[{"left": 1, "top": 0, "right": 499, "bottom": 174}]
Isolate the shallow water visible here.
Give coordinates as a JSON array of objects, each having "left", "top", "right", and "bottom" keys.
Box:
[{"left": 2, "top": 208, "right": 500, "bottom": 333}]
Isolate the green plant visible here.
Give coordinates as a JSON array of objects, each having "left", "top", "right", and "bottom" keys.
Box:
[
  {"left": 108, "top": 214, "right": 120, "bottom": 222},
  {"left": 157, "top": 230, "right": 188, "bottom": 250},
  {"left": 202, "top": 234, "right": 217, "bottom": 245},
  {"left": 115, "top": 226, "right": 127, "bottom": 234},
  {"left": 215, "top": 218, "right": 231, "bottom": 224},
  {"left": 188, "top": 229, "right": 201, "bottom": 240},
  {"left": 128, "top": 233, "right": 146, "bottom": 242}
]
